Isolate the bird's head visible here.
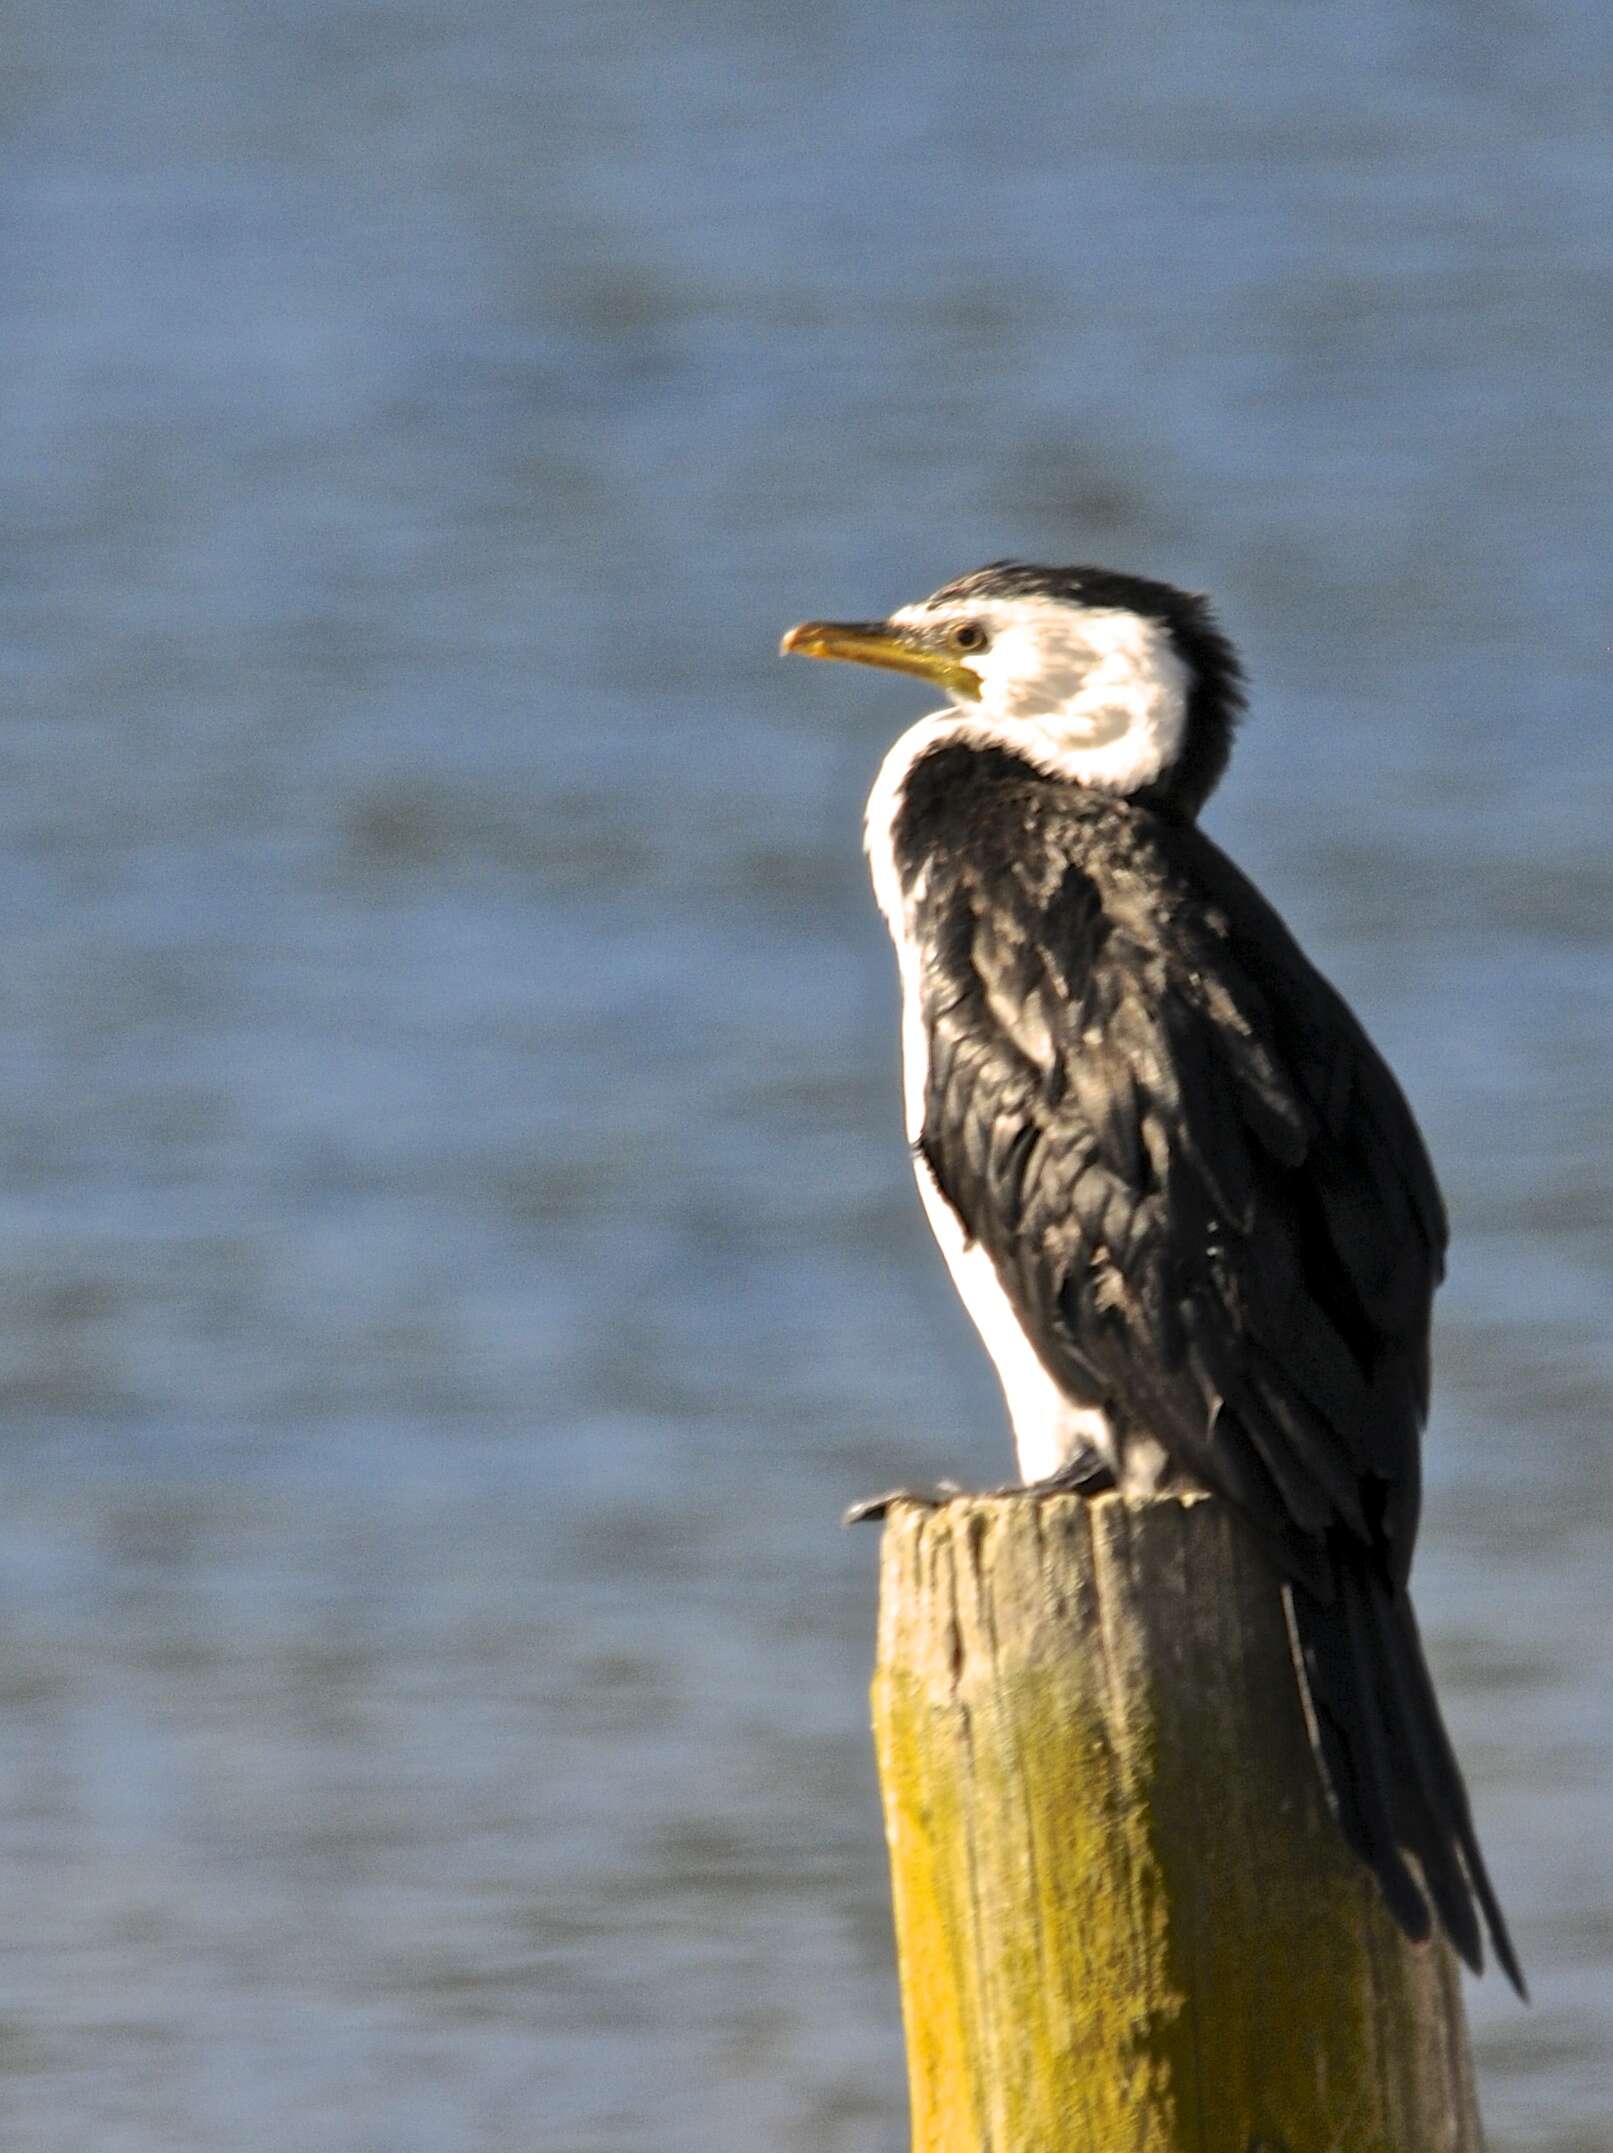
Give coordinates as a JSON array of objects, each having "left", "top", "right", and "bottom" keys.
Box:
[{"left": 782, "top": 561, "right": 1244, "bottom": 818}]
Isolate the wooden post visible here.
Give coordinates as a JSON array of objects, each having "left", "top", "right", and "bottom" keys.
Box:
[{"left": 871, "top": 1490, "right": 1482, "bottom": 2153}]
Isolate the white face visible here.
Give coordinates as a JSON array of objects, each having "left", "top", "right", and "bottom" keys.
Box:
[{"left": 889, "top": 593, "right": 1190, "bottom": 796}]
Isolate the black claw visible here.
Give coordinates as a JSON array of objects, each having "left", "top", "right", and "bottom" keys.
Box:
[
  {"left": 1029, "top": 1449, "right": 1116, "bottom": 1497},
  {"left": 842, "top": 1481, "right": 964, "bottom": 1526},
  {"left": 842, "top": 1454, "right": 1115, "bottom": 1525},
  {"left": 957, "top": 1451, "right": 1117, "bottom": 1503}
]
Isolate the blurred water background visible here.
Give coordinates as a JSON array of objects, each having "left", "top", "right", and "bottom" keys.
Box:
[{"left": 0, "top": 2, "right": 1608, "bottom": 2147}]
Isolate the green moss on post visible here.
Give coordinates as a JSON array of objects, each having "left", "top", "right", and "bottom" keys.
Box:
[{"left": 871, "top": 1491, "right": 1481, "bottom": 2153}]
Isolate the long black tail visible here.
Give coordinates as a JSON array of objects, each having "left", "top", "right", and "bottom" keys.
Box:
[{"left": 1284, "top": 1561, "right": 1525, "bottom": 1997}]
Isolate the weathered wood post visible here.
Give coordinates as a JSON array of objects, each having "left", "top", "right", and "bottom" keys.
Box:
[{"left": 871, "top": 1489, "right": 1481, "bottom": 2153}]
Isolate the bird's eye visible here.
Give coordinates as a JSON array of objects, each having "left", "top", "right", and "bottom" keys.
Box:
[{"left": 950, "top": 622, "right": 989, "bottom": 653}]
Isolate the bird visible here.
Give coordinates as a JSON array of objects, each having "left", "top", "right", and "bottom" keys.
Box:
[{"left": 781, "top": 560, "right": 1523, "bottom": 1993}]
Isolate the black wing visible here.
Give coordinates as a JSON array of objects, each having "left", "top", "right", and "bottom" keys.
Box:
[
  {"left": 912, "top": 792, "right": 1443, "bottom": 1578},
  {"left": 906, "top": 772, "right": 1520, "bottom": 1988}
]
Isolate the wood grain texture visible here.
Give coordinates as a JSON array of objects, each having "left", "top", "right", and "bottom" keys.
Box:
[{"left": 872, "top": 1491, "right": 1481, "bottom": 2153}]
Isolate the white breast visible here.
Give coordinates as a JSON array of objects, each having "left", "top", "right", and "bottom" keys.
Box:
[{"left": 864, "top": 720, "right": 1116, "bottom": 1486}]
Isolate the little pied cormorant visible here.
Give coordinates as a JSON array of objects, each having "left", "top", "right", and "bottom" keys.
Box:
[{"left": 782, "top": 561, "right": 1522, "bottom": 1993}]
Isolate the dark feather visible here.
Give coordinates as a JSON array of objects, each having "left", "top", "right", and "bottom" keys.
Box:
[{"left": 893, "top": 737, "right": 1519, "bottom": 1985}]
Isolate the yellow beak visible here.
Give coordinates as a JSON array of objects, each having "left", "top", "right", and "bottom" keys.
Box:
[{"left": 779, "top": 619, "right": 981, "bottom": 701}]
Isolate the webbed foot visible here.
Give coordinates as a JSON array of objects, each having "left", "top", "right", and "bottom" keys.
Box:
[
  {"left": 1024, "top": 1446, "right": 1116, "bottom": 1498},
  {"left": 842, "top": 1480, "right": 966, "bottom": 1526},
  {"left": 843, "top": 1447, "right": 1115, "bottom": 1525},
  {"left": 960, "top": 1446, "right": 1118, "bottom": 1502}
]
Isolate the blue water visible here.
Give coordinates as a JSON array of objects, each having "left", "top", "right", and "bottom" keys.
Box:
[{"left": 0, "top": 3, "right": 1609, "bottom": 2147}]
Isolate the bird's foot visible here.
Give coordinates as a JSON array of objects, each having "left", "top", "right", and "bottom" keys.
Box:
[
  {"left": 972, "top": 1446, "right": 1118, "bottom": 1500},
  {"left": 842, "top": 1480, "right": 966, "bottom": 1526},
  {"left": 843, "top": 1449, "right": 1114, "bottom": 1526},
  {"left": 1023, "top": 1446, "right": 1116, "bottom": 1498}
]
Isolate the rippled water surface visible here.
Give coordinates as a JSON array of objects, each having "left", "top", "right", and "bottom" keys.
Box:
[{"left": 0, "top": 4, "right": 1610, "bottom": 2147}]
